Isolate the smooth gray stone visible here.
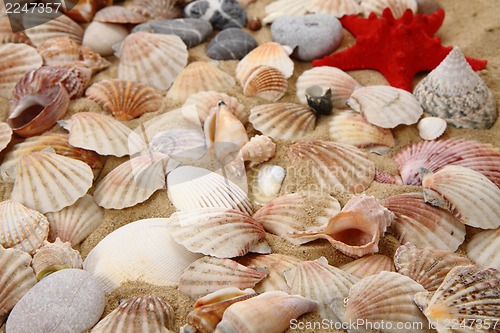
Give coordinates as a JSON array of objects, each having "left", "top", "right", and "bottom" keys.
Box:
[
  {"left": 206, "top": 28, "right": 257, "bottom": 60},
  {"left": 271, "top": 14, "right": 343, "bottom": 61},
  {"left": 184, "top": 0, "right": 247, "bottom": 30},
  {"left": 6, "top": 269, "right": 105, "bottom": 333}
]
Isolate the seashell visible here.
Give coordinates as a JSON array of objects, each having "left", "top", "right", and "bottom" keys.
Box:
[
  {"left": 0, "top": 200, "right": 49, "bottom": 255},
  {"left": 0, "top": 246, "right": 37, "bottom": 325},
  {"left": 32, "top": 238, "right": 83, "bottom": 281},
  {"left": 287, "top": 140, "right": 375, "bottom": 193},
  {"left": 83, "top": 218, "right": 203, "bottom": 294},
  {"left": 183, "top": 91, "right": 247, "bottom": 126},
  {"left": 253, "top": 191, "right": 341, "bottom": 245},
  {"left": 347, "top": 85, "right": 424, "bottom": 128},
  {"left": 129, "top": 0, "right": 183, "bottom": 20},
  {"left": 184, "top": 0, "right": 247, "bottom": 30},
  {"left": 167, "top": 208, "right": 268, "bottom": 258},
  {"left": 308, "top": 0, "right": 363, "bottom": 17},
  {"left": 0, "top": 17, "right": 32, "bottom": 45},
  {"left": 466, "top": 228, "right": 500, "bottom": 270},
  {"left": 83, "top": 21, "right": 129, "bottom": 57},
  {"left": 283, "top": 257, "right": 358, "bottom": 321},
  {"left": 305, "top": 85, "right": 333, "bottom": 115},
  {"left": 263, "top": 0, "right": 309, "bottom": 23},
  {"left": 249, "top": 103, "right": 316, "bottom": 140},
  {"left": 374, "top": 169, "right": 403, "bottom": 184},
  {"left": 207, "top": 28, "right": 257, "bottom": 60},
  {"left": 10, "top": 151, "right": 94, "bottom": 214},
  {"left": 329, "top": 111, "right": 396, "bottom": 154},
  {"left": 167, "top": 166, "right": 253, "bottom": 215},
  {"left": 417, "top": 116, "right": 447, "bottom": 141},
  {"left": 340, "top": 254, "right": 396, "bottom": 279},
  {"left": 214, "top": 291, "right": 318, "bottom": 333},
  {"left": 333, "top": 271, "right": 428, "bottom": 331},
  {"left": 86, "top": 79, "right": 163, "bottom": 121},
  {"left": 394, "top": 243, "right": 473, "bottom": 292},
  {"left": 296, "top": 66, "right": 360, "bottom": 109},
  {"left": 414, "top": 47, "right": 497, "bottom": 129},
  {"left": 421, "top": 165, "right": 500, "bottom": 229},
  {"left": 79, "top": 46, "right": 112, "bottom": 75},
  {"left": 166, "top": 62, "right": 236, "bottom": 103},
  {"left": 251, "top": 165, "right": 285, "bottom": 206},
  {"left": 93, "top": 153, "right": 168, "bottom": 210},
  {"left": 236, "top": 42, "right": 294, "bottom": 85},
  {"left": 0, "top": 43, "right": 43, "bottom": 99},
  {"left": 93, "top": 6, "right": 148, "bottom": 24},
  {"left": 381, "top": 193, "right": 466, "bottom": 251},
  {"left": 22, "top": 13, "right": 84, "bottom": 47},
  {"left": 413, "top": 265, "right": 500, "bottom": 332},
  {"left": 290, "top": 195, "right": 394, "bottom": 258},
  {"left": 0, "top": 122, "right": 12, "bottom": 153},
  {"left": 63, "top": 0, "right": 112, "bottom": 22},
  {"left": 45, "top": 195, "right": 103, "bottom": 247},
  {"left": 239, "top": 135, "right": 276, "bottom": 167},
  {"left": 394, "top": 138, "right": 500, "bottom": 186},
  {"left": 117, "top": 32, "right": 188, "bottom": 91},
  {"left": 91, "top": 295, "right": 175, "bottom": 333},
  {"left": 361, "top": 0, "right": 418, "bottom": 18},
  {"left": 242, "top": 65, "right": 288, "bottom": 101},
  {"left": 178, "top": 256, "right": 267, "bottom": 300},
  {"left": 149, "top": 128, "right": 206, "bottom": 161}
]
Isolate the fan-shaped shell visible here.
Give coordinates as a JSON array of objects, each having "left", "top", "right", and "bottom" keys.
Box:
[
  {"left": 32, "top": 238, "right": 83, "bottom": 281},
  {"left": 182, "top": 91, "right": 247, "bottom": 125},
  {"left": 422, "top": 165, "right": 500, "bottom": 229},
  {"left": 129, "top": 0, "right": 182, "bottom": 20},
  {"left": 22, "top": 13, "right": 84, "bottom": 47},
  {"left": 0, "top": 17, "right": 31, "bottom": 45},
  {"left": 340, "top": 254, "right": 395, "bottom": 279},
  {"left": 83, "top": 218, "right": 203, "bottom": 294},
  {"left": 309, "top": 0, "right": 363, "bottom": 16},
  {"left": 287, "top": 140, "right": 375, "bottom": 193},
  {"left": 466, "top": 228, "right": 500, "bottom": 270},
  {"left": 117, "top": 32, "right": 188, "bottom": 91},
  {"left": 93, "top": 6, "right": 148, "bottom": 24},
  {"left": 417, "top": 117, "right": 447, "bottom": 141},
  {"left": 0, "top": 200, "right": 49, "bottom": 255},
  {"left": 0, "top": 122, "right": 12, "bottom": 153},
  {"left": 148, "top": 128, "right": 206, "bottom": 159},
  {"left": 264, "top": 0, "right": 309, "bottom": 23},
  {"left": 347, "top": 85, "right": 423, "bottom": 128},
  {"left": 240, "top": 135, "right": 276, "bottom": 167},
  {"left": 242, "top": 65, "right": 288, "bottom": 101},
  {"left": 249, "top": 103, "right": 316, "bottom": 140},
  {"left": 361, "top": 0, "right": 418, "bottom": 17}
]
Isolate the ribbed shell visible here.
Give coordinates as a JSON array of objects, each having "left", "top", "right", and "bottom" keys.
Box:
[
  {"left": 0, "top": 17, "right": 32, "bottom": 45},
  {"left": 242, "top": 65, "right": 288, "bottom": 101},
  {"left": 23, "top": 13, "right": 84, "bottom": 46},
  {"left": 129, "top": 0, "right": 182, "bottom": 20},
  {"left": 0, "top": 122, "right": 12, "bottom": 153},
  {"left": 361, "top": 0, "right": 418, "bottom": 17},
  {"left": 417, "top": 117, "right": 447, "bottom": 141},
  {"left": 340, "top": 254, "right": 395, "bottom": 279},
  {"left": 466, "top": 228, "right": 500, "bottom": 270},
  {"left": 309, "top": 0, "right": 362, "bottom": 16},
  {"left": 31, "top": 238, "right": 83, "bottom": 280},
  {"left": 93, "top": 6, "right": 148, "bottom": 24},
  {"left": 182, "top": 91, "right": 246, "bottom": 125},
  {"left": 264, "top": 0, "right": 309, "bottom": 22}
]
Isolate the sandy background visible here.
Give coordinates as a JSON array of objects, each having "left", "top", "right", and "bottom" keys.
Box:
[{"left": 1, "top": 0, "right": 499, "bottom": 332}]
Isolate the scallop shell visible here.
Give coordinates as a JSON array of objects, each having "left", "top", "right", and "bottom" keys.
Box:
[
  {"left": 117, "top": 32, "right": 188, "bottom": 91},
  {"left": 178, "top": 256, "right": 267, "bottom": 300},
  {"left": 11, "top": 151, "right": 94, "bottom": 214},
  {"left": 166, "top": 61, "right": 236, "bottom": 103},
  {"left": 0, "top": 246, "right": 37, "bottom": 325},
  {"left": 308, "top": 0, "right": 363, "bottom": 17},
  {"left": 0, "top": 200, "right": 49, "bottom": 255},
  {"left": 83, "top": 218, "right": 203, "bottom": 294},
  {"left": 394, "top": 243, "right": 473, "bottom": 292},
  {"left": 374, "top": 168, "right": 403, "bottom": 184},
  {"left": 251, "top": 165, "right": 286, "bottom": 206},
  {"left": 466, "top": 228, "right": 500, "bottom": 270},
  {"left": 129, "top": 0, "right": 183, "bottom": 20},
  {"left": 340, "top": 254, "right": 395, "bottom": 279},
  {"left": 93, "top": 6, "right": 148, "bottom": 24},
  {"left": 287, "top": 140, "right": 375, "bottom": 193},
  {"left": 239, "top": 135, "right": 276, "bottom": 168},
  {"left": 417, "top": 117, "right": 447, "bottom": 141},
  {"left": 182, "top": 91, "right": 247, "bottom": 125},
  {"left": 206, "top": 28, "right": 257, "bottom": 60},
  {"left": 32, "top": 238, "right": 83, "bottom": 281},
  {"left": 381, "top": 193, "right": 466, "bottom": 251},
  {"left": 242, "top": 65, "right": 288, "bottom": 101},
  {"left": 347, "top": 85, "right": 424, "bottom": 128},
  {"left": 86, "top": 79, "right": 163, "bottom": 121},
  {"left": 45, "top": 195, "right": 103, "bottom": 247},
  {"left": 91, "top": 295, "right": 175, "bottom": 333},
  {"left": 413, "top": 265, "right": 500, "bottom": 332},
  {"left": 0, "top": 122, "right": 12, "bottom": 153},
  {"left": 296, "top": 66, "right": 360, "bottom": 108},
  {"left": 253, "top": 191, "right": 341, "bottom": 245},
  {"left": 329, "top": 111, "right": 396, "bottom": 154},
  {"left": 263, "top": 0, "right": 309, "bottom": 23},
  {"left": 0, "top": 17, "right": 31, "bottom": 45},
  {"left": 0, "top": 43, "right": 42, "bottom": 99},
  {"left": 361, "top": 0, "right": 418, "bottom": 17},
  {"left": 22, "top": 13, "right": 84, "bottom": 47},
  {"left": 414, "top": 46, "right": 498, "bottom": 129},
  {"left": 421, "top": 165, "right": 500, "bottom": 229},
  {"left": 148, "top": 128, "right": 206, "bottom": 162},
  {"left": 249, "top": 103, "right": 316, "bottom": 140}
]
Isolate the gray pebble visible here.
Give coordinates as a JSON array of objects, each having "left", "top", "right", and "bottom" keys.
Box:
[
  {"left": 6, "top": 269, "right": 104, "bottom": 333},
  {"left": 271, "top": 14, "right": 343, "bottom": 61},
  {"left": 184, "top": 0, "right": 247, "bottom": 30},
  {"left": 207, "top": 28, "right": 257, "bottom": 60}
]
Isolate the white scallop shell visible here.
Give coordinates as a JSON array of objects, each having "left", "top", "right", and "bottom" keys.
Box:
[
  {"left": 31, "top": 238, "right": 83, "bottom": 281},
  {"left": 264, "top": 0, "right": 309, "bottom": 23},
  {"left": 309, "top": 0, "right": 363, "bottom": 17},
  {"left": 417, "top": 116, "right": 447, "bottom": 140},
  {"left": 466, "top": 228, "right": 500, "bottom": 270},
  {"left": 0, "top": 122, "right": 13, "bottom": 153},
  {"left": 340, "top": 254, "right": 395, "bottom": 279},
  {"left": 22, "top": 13, "right": 84, "bottom": 46},
  {"left": 361, "top": 0, "right": 418, "bottom": 18},
  {"left": 182, "top": 91, "right": 247, "bottom": 125},
  {"left": 251, "top": 165, "right": 286, "bottom": 206}
]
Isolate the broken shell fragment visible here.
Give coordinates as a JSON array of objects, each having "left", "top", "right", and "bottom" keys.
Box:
[
  {"left": 305, "top": 85, "right": 333, "bottom": 115},
  {"left": 32, "top": 238, "right": 83, "bottom": 281}
]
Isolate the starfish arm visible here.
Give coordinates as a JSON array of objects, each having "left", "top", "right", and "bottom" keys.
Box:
[
  {"left": 340, "top": 14, "right": 379, "bottom": 37},
  {"left": 312, "top": 44, "right": 379, "bottom": 70},
  {"left": 465, "top": 57, "right": 487, "bottom": 71}
]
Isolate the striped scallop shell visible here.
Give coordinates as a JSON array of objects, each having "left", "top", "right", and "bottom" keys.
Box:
[
  {"left": 381, "top": 193, "right": 466, "bottom": 251},
  {"left": 179, "top": 256, "right": 267, "bottom": 300},
  {"left": 91, "top": 295, "right": 175, "bottom": 333},
  {"left": 129, "top": 0, "right": 183, "bottom": 20},
  {"left": 117, "top": 32, "right": 188, "bottom": 91},
  {"left": 422, "top": 165, "right": 500, "bottom": 229},
  {"left": 466, "top": 228, "right": 500, "bottom": 270},
  {"left": 361, "top": 0, "right": 418, "bottom": 18},
  {"left": 23, "top": 13, "right": 84, "bottom": 47},
  {"left": 182, "top": 91, "right": 246, "bottom": 125},
  {"left": 309, "top": 0, "right": 362, "bottom": 16},
  {"left": 264, "top": 0, "right": 309, "bottom": 23},
  {"left": 93, "top": 6, "right": 148, "bottom": 24},
  {"left": 249, "top": 103, "right": 316, "bottom": 140},
  {"left": 0, "top": 200, "right": 49, "bottom": 255},
  {"left": 340, "top": 254, "right": 395, "bottom": 279},
  {"left": 296, "top": 66, "right": 360, "bottom": 108},
  {"left": 0, "top": 17, "right": 32, "bottom": 45},
  {"left": 287, "top": 140, "right": 375, "bottom": 193},
  {"left": 417, "top": 116, "right": 447, "bottom": 141},
  {"left": 242, "top": 65, "right": 288, "bottom": 101},
  {"left": 31, "top": 238, "right": 83, "bottom": 280},
  {"left": 0, "top": 123, "right": 12, "bottom": 153},
  {"left": 11, "top": 151, "right": 94, "bottom": 214}
]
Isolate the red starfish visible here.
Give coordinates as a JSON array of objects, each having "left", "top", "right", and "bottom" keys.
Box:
[{"left": 312, "top": 9, "right": 487, "bottom": 91}]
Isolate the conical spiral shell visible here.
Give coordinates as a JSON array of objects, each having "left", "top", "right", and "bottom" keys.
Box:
[
  {"left": 182, "top": 91, "right": 246, "bottom": 125},
  {"left": 32, "top": 238, "right": 83, "bottom": 280},
  {"left": 466, "top": 228, "right": 500, "bottom": 270}
]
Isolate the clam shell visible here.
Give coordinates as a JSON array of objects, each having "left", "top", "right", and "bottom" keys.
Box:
[
  {"left": 32, "top": 238, "right": 83, "bottom": 281},
  {"left": 296, "top": 66, "right": 360, "bottom": 108},
  {"left": 347, "top": 85, "right": 423, "bottom": 128},
  {"left": 394, "top": 243, "right": 473, "bottom": 292},
  {"left": 22, "top": 13, "right": 84, "bottom": 47},
  {"left": 45, "top": 195, "right": 103, "bottom": 247},
  {"left": 287, "top": 140, "right": 375, "bottom": 193},
  {"left": 0, "top": 200, "right": 49, "bottom": 255},
  {"left": 182, "top": 91, "right": 247, "bottom": 126},
  {"left": 179, "top": 256, "right": 267, "bottom": 300},
  {"left": 83, "top": 218, "right": 203, "bottom": 294},
  {"left": 249, "top": 103, "right": 316, "bottom": 140},
  {"left": 340, "top": 254, "right": 395, "bottom": 279},
  {"left": 466, "top": 228, "right": 500, "bottom": 270},
  {"left": 0, "top": 122, "right": 12, "bottom": 153},
  {"left": 93, "top": 6, "right": 148, "bottom": 24},
  {"left": 381, "top": 193, "right": 466, "bottom": 251},
  {"left": 417, "top": 116, "right": 447, "bottom": 141},
  {"left": 207, "top": 28, "right": 257, "bottom": 60},
  {"left": 82, "top": 22, "right": 129, "bottom": 57},
  {"left": 242, "top": 65, "right": 288, "bottom": 101},
  {"left": 11, "top": 151, "right": 94, "bottom": 214},
  {"left": 129, "top": 0, "right": 183, "bottom": 20},
  {"left": 422, "top": 165, "right": 500, "bottom": 229},
  {"left": 251, "top": 164, "right": 285, "bottom": 206},
  {"left": 91, "top": 295, "right": 175, "bottom": 333},
  {"left": 361, "top": 0, "right": 418, "bottom": 17},
  {"left": 240, "top": 135, "right": 276, "bottom": 167},
  {"left": 0, "top": 43, "right": 42, "bottom": 99},
  {"left": 117, "top": 32, "right": 188, "bottom": 91},
  {"left": 414, "top": 46, "right": 497, "bottom": 129}
]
